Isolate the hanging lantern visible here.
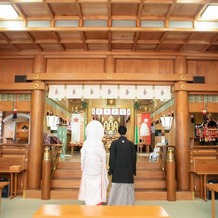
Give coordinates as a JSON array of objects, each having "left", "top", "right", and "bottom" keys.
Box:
[
  {"left": 191, "top": 114, "right": 195, "bottom": 123},
  {"left": 171, "top": 111, "right": 174, "bottom": 117},
  {"left": 12, "top": 97, "right": 18, "bottom": 119},
  {"left": 12, "top": 107, "right": 17, "bottom": 119},
  {"left": 203, "top": 109, "right": 207, "bottom": 121},
  {"left": 160, "top": 115, "right": 173, "bottom": 132}
]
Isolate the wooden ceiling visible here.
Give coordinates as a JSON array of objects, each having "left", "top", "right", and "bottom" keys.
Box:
[{"left": 0, "top": 0, "right": 218, "bottom": 54}]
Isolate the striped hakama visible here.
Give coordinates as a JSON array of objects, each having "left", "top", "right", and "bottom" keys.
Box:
[{"left": 107, "top": 183, "right": 135, "bottom": 205}]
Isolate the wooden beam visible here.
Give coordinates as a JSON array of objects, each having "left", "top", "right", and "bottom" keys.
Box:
[
  {"left": 0, "top": 82, "right": 46, "bottom": 91},
  {"left": 26, "top": 73, "right": 193, "bottom": 82},
  {"left": 174, "top": 83, "right": 218, "bottom": 93}
]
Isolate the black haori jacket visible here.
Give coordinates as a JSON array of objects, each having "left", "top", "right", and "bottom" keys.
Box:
[{"left": 108, "top": 136, "right": 137, "bottom": 183}]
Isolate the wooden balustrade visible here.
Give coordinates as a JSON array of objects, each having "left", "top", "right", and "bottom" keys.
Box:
[
  {"left": 166, "top": 147, "right": 176, "bottom": 201},
  {"left": 158, "top": 145, "right": 176, "bottom": 201},
  {"left": 158, "top": 145, "right": 175, "bottom": 179},
  {"left": 41, "top": 144, "right": 62, "bottom": 200}
]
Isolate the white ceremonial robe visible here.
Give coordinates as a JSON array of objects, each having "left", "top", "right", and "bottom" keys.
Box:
[{"left": 78, "top": 120, "right": 109, "bottom": 205}]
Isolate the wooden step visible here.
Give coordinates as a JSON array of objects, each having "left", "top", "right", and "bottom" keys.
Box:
[
  {"left": 53, "top": 169, "right": 81, "bottom": 179},
  {"left": 57, "top": 161, "right": 80, "bottom": 170},
  {"left": 24, "top": 154, "right": 193, "bottom": 201},
  {"left": 54, "top": 167, "right": 164, "bottom": 180},
  {"left": 135, "top": 190, "right": 167, "bottom": 200},
  {"left": 51, "top": 176, "right": 166, "bottom": 191},
  {"left": 136, "top": 169, "right": 164, "bottom": 179},
  {"left": 24, "top": 189, "right": 193, "bottom": 201},
  {"left": 135, "top": 179, "right": 166, "bottom": 189},
  {"left": 136, "top": 161, "right": 161, "bottom": 170},
  {"left": 52, "top": 178, "right": 81, "bottom": 189},
  {"left": 50, "top": 188, "right": 79, "bottom": 199}
]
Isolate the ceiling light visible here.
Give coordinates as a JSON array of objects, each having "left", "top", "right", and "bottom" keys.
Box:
[
  {"left": 201, "top": 6, "right": 218, "bottom": 20},
  {"left": 0, "top": 5, "right": 18, "bottom": 19}
]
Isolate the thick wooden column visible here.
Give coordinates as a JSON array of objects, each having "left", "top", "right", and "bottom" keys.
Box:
[
  {"left": 174, "top": 56, "right": 190, "bottom": 191},
  {"left": 28, "top": 55, "right": 46, "bottom": 189},
  {"left": 174, "top": 89, "right": 190, "bottom": 190},
  {"left": 28, "top": 89, "right": 45, "bottom": 188}
]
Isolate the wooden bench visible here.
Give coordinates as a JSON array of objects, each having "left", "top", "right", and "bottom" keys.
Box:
[
  {"left": 0, "top": 181, "right": 9, "bottom": 215},
  {"left": 190, "top": 146, "right": 218, "bottom": 160},
  {"left": 0, "top": 157, "right": 27, "bottom": 199},
  {"left": 33, "top": 205, "right": 170, "bottom": 218},
  {"left": 137, "top": 143, "right": 150, "bottom": 153},
  {"left": 190, "top": 159, "right": 218, "bottom": 200},
  {"left": 0, "top": 143, "right": 29, "bottom": 158},
  {"left": 69, "top": 142, "right": 82, "bottom": 154}
]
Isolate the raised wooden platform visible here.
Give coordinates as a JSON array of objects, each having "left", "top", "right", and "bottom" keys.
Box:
[
  {"left": 33, "top": 205, "right": 170, "bottom": 218},
  {"left": 24, "top": 154, "right": 193, "bottom": 200}
]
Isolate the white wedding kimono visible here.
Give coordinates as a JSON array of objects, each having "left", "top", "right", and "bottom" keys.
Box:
[{"left": 78, "top": 120, "right": 109, "bottom": 205}]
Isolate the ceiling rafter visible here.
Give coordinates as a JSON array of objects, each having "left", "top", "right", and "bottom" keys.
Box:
[
  {"left": 42, "top": 0, "right": 54, "bottom": 19},
  {"left": 0, "top": 32, "right": 20, "bottom": 51},
  {"left": 75, "top": 0, "right": 83, "bottom": 19},
  {"left": 178, "top": 32, "right": 195, "bottom": 52},
  {"left": 0, "top": 0, "right": 217, "bottom": 54},
  {"left": 201, "top": 34, "right": 218, "bottom": 53},
  {"left": 10, "top": 0, "right": 27, "bottom": 20},
  {"left": 0, "top": 33, "right": 10, "bottom": 44},
  {"left": 132, "top": 32, "right": 140, "bottom": 51},
  {"left": 155, "top": 32, "right": 168, "bottom": 52},
  {"left": 25, "top": 32, "right": 43, "bottom": 51},
  {"left": 52, "top": 31, "right": 65, "bottom": 51}
]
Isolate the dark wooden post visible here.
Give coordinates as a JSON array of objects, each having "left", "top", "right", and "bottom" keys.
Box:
[
  {"left": 166, "top": 147, "right": 176, "bottom": 201},
  {"left": 41, "top": 146, "right": 51, "bottom": 200}
]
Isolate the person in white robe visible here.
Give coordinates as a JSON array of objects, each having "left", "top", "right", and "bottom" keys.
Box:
[{"left": 78, "top": 120, "right": 109, "bottom": 205}]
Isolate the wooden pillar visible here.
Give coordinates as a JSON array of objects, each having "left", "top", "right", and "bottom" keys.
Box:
[
  {"left": 174, "top": 89, "right": 190, "bottom": 190},
  {"left": 28, "top": 89, "right": 45, "bottom": 189},
  {"left": 174, "top": 56, "right": 190, "bottom": 191},
  {"left": 28, "top": 55, "right": 46, "bottom": 189}
]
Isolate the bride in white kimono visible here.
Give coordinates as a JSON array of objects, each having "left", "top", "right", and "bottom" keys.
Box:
[{"left": 78, "top": 120, "right": 109, "bottom": 205}]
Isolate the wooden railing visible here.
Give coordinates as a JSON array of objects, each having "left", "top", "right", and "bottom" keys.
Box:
[
  {"left": 41, "top": 144, "right": 62, "bottom": 200},
  {"left": 158, "top": 145, "right": 176, "bottom": 201},
  {"left": 158, "top": 145, "right": 175, "bottom": 179}
]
